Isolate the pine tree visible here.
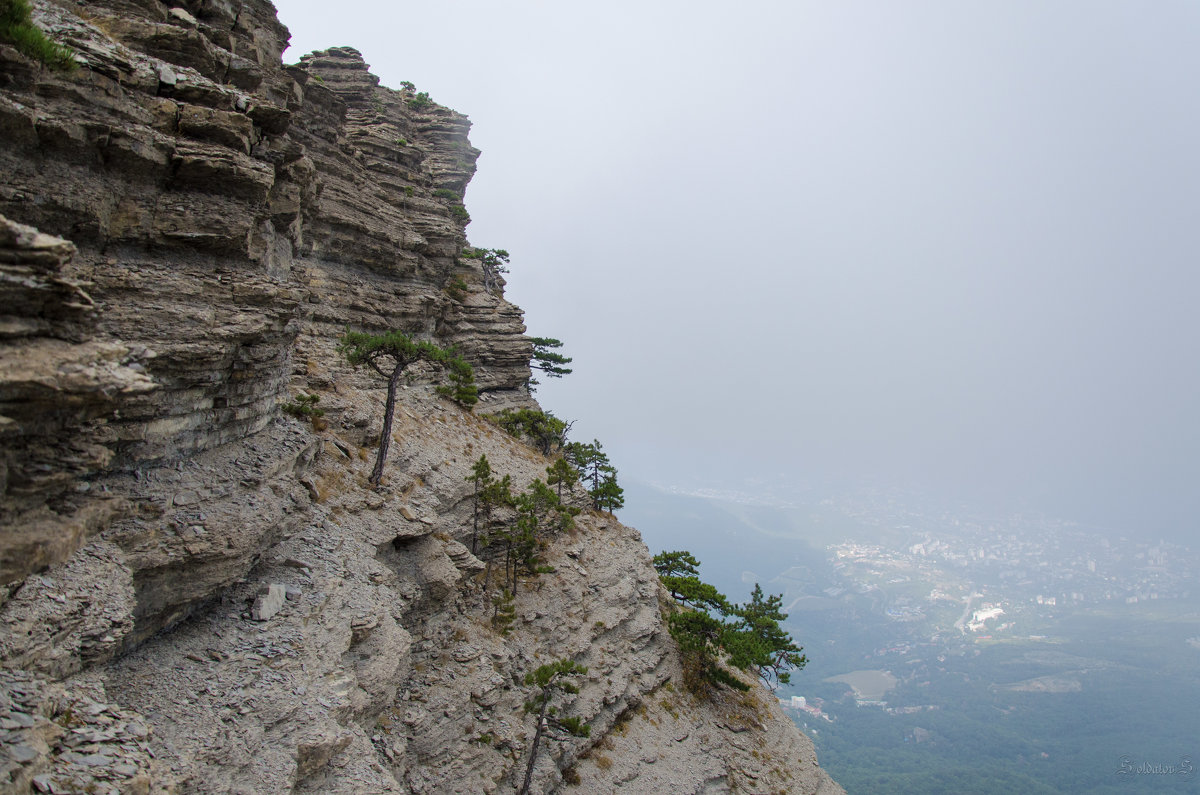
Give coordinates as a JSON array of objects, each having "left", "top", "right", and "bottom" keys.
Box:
[
  {"left": 519, "top": 659, "right": 589, "bottom": 795},
  {"left": 490, "top": 409, "right": 570, "bottom": 455},
  {"left": 592, "top": 472, "right": 624, "bottom": 513},
  {"left": 466, "top": 455, "right": 493, "bottom": 554},
  {"left": 726, "top": 584, "right": 808, "bottom": 687},
  {"left": 565, "top": 439, "right": 623, "bottom": 512},
  {"left": 652, "top": 551, "right": 806, "bottom": 694},
  {"left": 477, "top": 472, "right": 514, "bottom": 584},
  {"left": 527, "top": 336, "right": 573, "bottom": 390},
  {"left": 339, "top": 329, "right": 478, "bottom": 485},
  {"left": 653, "top": 550, "right": 729, "bottom": 612},
  {"left": 546, "top": 456, "right": 579, "bottom": 499},
  {"left": 507, "top": 479, "right": 576, "bottom": 591}
]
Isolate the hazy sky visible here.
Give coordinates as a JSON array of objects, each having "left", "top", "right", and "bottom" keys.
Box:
[{"left": 276, "top": 1, "right": 1200, "bottom": 541}]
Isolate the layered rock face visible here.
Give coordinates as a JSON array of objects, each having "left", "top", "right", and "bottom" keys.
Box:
[{"left": 0, "top": 1, "right": 842, "bottom": 793}]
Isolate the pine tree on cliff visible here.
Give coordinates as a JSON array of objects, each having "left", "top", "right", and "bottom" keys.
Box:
[
  {"left": 339, "top": 329, "right": 478, "bottom": 485},
  {"left": 528, "top": 336, "right": 573, "bottom": 389},
  {"left": 545, "top": 456, "right": 579, "bottom": 499},
  {"left": 466, "top": 455, "right": 493, "bottom": 554},
  {"left": 520, "top": 659, "right": 590, "bottom": 795},
  {"left": 652, "top": 551, "right": 807, "bottom": 692},
  {"left": 565, "top": 439, "right": 624, "bottom": 512}
]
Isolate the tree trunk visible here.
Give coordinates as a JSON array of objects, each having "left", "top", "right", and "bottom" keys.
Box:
[
  {"left": 470, "top": 484, "right": 480, "bottom": 554},
  {"left": 519, "top": 697, "right": 550, "bottom": 795},
  {"left": 368, "top": 363, "right": 404, "bottom": 485}
]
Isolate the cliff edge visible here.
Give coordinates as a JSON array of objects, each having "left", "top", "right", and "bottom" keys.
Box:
[{"left": 0, "top": 1, "right": 843, "bottom": 792}]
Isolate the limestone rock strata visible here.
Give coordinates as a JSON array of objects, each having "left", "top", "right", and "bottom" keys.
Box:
[
  {"left": 289, "top": 46, "right": 532, "bottom": 397},
  {"left": 0, "top": 0, "right": 533, "bottom": 606},
  {"left": 0, "top": 1, "right": 841, "bottom": 793}
]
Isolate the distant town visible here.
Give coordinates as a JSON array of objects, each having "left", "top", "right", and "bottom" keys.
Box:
[
  {"left": 761, "top": 490, "right": 1199, "bottom": 717},
  {"left": 824, "top": 502, "right": 1196, "bottom": 631}
]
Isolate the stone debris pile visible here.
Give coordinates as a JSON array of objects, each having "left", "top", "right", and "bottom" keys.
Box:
[{"left": 1, "top": 671, "right": 155, "bottom": 795}]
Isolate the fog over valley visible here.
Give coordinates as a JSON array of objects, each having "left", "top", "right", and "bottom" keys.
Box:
[{"left": 278, "top": 0, "right": 1200, "bottom": 546}]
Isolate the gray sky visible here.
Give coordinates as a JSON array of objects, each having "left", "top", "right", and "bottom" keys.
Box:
[{"left": 276, "top": 1, "right": 1200, "bottom": 541}]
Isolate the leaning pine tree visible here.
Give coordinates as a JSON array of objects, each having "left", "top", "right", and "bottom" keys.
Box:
[{"left": 339, "top": 329, "right": 478, "bottom": 485}]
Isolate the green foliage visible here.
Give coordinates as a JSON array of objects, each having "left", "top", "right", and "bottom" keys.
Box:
[
  {"left": 520, "top": 659, "right": 590, "bottom": 794},
  {"left": 339, "top": 329, "right": 477, "bottom": 484},
  {"left": 407, "top": 90, "right": 433, "bottom": 110},
  {"left": 564, "top": 439, "right": 623, "bottom": 513},
  {"left": 491, "top": 588, "right": 515, "bottom": 634},
  {"left": 668, "top": 609, "right": 750, "bottom": 692},
  {"left": 488, "top": 408, "right": 570, "bottom": 456},
  {"left": 466, "top": 454, "right": 493, "bottom": 554},
  {"left": 449, "top": 204, "right": 470, "bottom": 223},
  {"left": 0, "top": 0, "right": 76, "bottom": 70},
  {"left": 511, "top": 479, "right": 576, "bottom": 589},
  {"left": 339, "top": 329, "right": 443, "bottom": 372},
  {"left": 591, "top": 475, "right": 625, "bottom": 513},
  {"left": 469, "top": 247, "right": 510, "bottom": 295},
  {"left": 545, "top": 456, "right": 579, "bottom": 499},
  {"left": 460, "top": 247, "right": 510, "bottom": 271},
  {"left": 653, "top": 550, "right": 729, "bottom": 612},
  {"left": 467, "top": 454, "right": 517, "bottom": 562},
  {"left": 433, "top": 188, "right": 461, "bottom": 200},
  {"left": 522, "top": 478, "right": 578, "bottom": 535},
  {"left": 400, "top": 80, "right": 415, "bottom": 91},
  {"left": 395, "top": 138, "right": 407, "bottom": 147},
  {"left": 468, "top": 454, "right": 493, "bottom": 486},
  {"left": 725, "top": 584, "right": 808, "bottom": 686},
  {"left": 282, "top": 392, "right": 325, "bottom": 420},
  {"left": 445, "top": 275, "right": 469, "bottom": 301},
  {"left": 338, "top": 329, "right": 477, "bottom": 408},
  {"left": 484, "top": 415, "right": 623, "bottom": 511},
  {"left": 556, "top": 715, "right": 590, "bottom": 737},
  {"left": 477, "top": 471, "right": 515, "bottom": 589},
  {"left": 403, "top": 185, "right": 414, "bottom": 197},
  {"left": 653, "top": 551, "right": 806, "bottom": 693},
  {"left": 529, "top": 336, "right": 572, "bottom": 378},
  {"left": 651, "top": 549, "right": 700, "bottom": 579},
  {"left": 481, "top": 475, "right": 576, "bottom": 595},
  {"left": 526, "top": 336, "right": 573, "bottom": 391},
  {"left": 435, "top": 355, "right": 479, "bottom": 407},
  {"left": 524, "top": 658, "right": 587, "bottom": 692}
]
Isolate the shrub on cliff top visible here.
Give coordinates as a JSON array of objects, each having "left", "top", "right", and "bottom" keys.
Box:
[
  {"left": 407, "top": 91, "right": 432, "bottom": 111},
  {"left": 0, "top": 0, "right": 76, "bottom": 70},
  {"left": 488, "top": 408, "right": 570, "bottom": 456}
]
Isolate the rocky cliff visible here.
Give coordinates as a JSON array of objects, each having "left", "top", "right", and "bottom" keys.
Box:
[{"left": 0, "top": 1, "right": 843, "bottom": 793}]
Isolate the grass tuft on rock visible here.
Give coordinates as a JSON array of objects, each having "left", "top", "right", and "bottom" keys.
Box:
[{"left": 0, "top": 0, "right": 76, "bottom": 71}]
